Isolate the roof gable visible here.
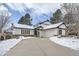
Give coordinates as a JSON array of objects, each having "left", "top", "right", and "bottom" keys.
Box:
[
  {"left": 41, "top": 21, "right": 51, "bottom": 25},
  {"left": 36, "top": 20, "right": 51, "bottom": 26},
  {"left": 44, "top": 22, "right": 65, "bottom": 29},
  {"left": 58, "top": 24, "right": 66, "bottom": 29}
]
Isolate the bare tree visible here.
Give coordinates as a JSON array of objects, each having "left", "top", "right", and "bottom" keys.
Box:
[
  {"left": 61, "top": 3, "right": 79, "bottom": 36},
  {"left": 0, "top": 6, "right": 11, "bottom": 33}
]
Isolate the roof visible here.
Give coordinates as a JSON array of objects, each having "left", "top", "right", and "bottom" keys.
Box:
[
  {"left": 44, "top": 22, "right": 65, "bottom": 29},
  {"left": 13, "top": 23, "right": 34, "bottom": 29},
  {"left": 39, "top": 20, "right": 50, "bottom": 24},
  {"left": 35, "top": 20, "right": 51, "bottom": 26},
  {"left": 34, "top": 20, "right": 51, "bottom": 28}
]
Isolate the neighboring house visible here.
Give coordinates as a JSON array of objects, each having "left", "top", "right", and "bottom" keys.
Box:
[
  {"left": 4, "top": 28, "right": 13, "bottom": 38},
  {"left": 35, "top": 22, "right": 66, "bottom": 37},
  {"left": 0, "top": 29, "right": 12, "bottom": 40},
  {"left": 0, "top": 33, "right": 6, "bottom": 39},
  {"left": 11, "top": 23, "right": 34, "bottom": 37}
]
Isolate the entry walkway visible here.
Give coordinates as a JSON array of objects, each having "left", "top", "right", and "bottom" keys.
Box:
[{"left": 5, "top": 37, "right": 79, "bottom": 56}]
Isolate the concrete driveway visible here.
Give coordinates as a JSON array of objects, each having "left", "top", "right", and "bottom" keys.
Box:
[{"left": 5, "top": 37, "right": 79, "bottom": 56}]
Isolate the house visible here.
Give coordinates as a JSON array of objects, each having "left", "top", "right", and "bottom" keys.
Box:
[
  {"left": 7, "top": 21, "right": 66, "bottom": 38},
  {"left": 11, "top": 23, "right": 34, "bottom": 37},
  {"left": 35, "top": 22, "right": 66, "bottom": 37}
]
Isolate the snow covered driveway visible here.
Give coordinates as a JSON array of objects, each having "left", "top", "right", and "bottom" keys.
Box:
[
  {"left": 0, "top": 38, "right": 22, "bottom": 56},
  {"left": 6, "top": 37, "right": 77, "bottom": 56},
  {"left": 0, "top": 36, "right": 35, "bottom": 56},
  {"left": 50, "top": 37, "right": 79, "bottom": 50}
]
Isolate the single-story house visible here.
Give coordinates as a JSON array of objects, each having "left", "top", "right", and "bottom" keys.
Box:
[
  {"left": 11, "top": 23, "right": 34, "bottom": 37},
  {"left": 35, "top": 22, "right": 66, "bottom": 37},
  {"left": 7, "top": 21, "right": 66, "bottom": 38}
]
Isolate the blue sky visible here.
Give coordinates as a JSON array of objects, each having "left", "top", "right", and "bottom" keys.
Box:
[{"left": 2, "top": 3, "right": 61, "bottom": 25}]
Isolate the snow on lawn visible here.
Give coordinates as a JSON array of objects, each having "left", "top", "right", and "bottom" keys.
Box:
[
  {"left": 0, "top": 38, "right": 22, "bottom": 56},
  {"left": 50, "top": 36, "right": 79, "bottom": 50}
]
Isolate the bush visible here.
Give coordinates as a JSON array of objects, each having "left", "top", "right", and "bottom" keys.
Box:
[
  {"left": 69, "top": 33, "right": 77, "bottom": 36},
  {"left": 6, "top": 35, "right": 11, "bottom": 39},
  {"left": 0, "top": 36, "right": 4, "bottom": 40}
]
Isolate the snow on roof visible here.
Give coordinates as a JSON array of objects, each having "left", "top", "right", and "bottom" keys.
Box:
[
  {"left": 13, "top": 23, "right": 34, "bottom": 29},
  {"left": 12, "top": 22, "right": 64, "bottom": 30},
  {"left": 44, "top": 22, "right": 64, "bottom": 29}
]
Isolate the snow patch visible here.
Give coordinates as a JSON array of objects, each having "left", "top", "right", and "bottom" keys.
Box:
[
  {"left": 50, "top": 36, "right": 79, "bottom": 50},
  {"left": 0, "top": 38, "right": 22, "bottom": 56}
]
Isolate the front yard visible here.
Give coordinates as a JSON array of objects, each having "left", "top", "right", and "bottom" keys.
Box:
[
  {"left": 0, "top": 36, "right": 35, "bottom": 56},
  {"left": 0, "top": 38, "right": 22, "bottom": 56},
  {"left": 50, "top": 36, "right": 79, "bottom": 50},
  {"left": 0, "top": 36, "right": 79, "bottom": 56}
]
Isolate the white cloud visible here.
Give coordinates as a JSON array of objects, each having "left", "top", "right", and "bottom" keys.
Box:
[
  {"left": 6, "top": 3, "right": 61, "bottom": 16},
  {"left": 33, "top": 3, "right": 61, "bottom": 13},
  {"left": 26, "top": 3, "right": 61, "bottom": 16},
  {"left": 0, "top": 5, "right": 8, "bottom": 11},
  {"left": 6, "top": 3, "right": 27, "bottom": 14},
  {"left": 0, "top": 4, "right": 11, "bottom": 16},
  {"left": 2, "top": 3, "right": 61, "bottom": 24}
]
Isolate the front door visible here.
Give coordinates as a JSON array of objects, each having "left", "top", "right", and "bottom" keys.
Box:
[
  {"left": 34, "top": 29, "right": 37, "bottom": 37},
  {"left": 37, "top": 31, "right": 40, "bottom": 37},
  {"left": 59, "top": 29, "right": 62, "bottom": 35},
  {"left": 34, "top": 29, "right": 40, "bottom": 37}
]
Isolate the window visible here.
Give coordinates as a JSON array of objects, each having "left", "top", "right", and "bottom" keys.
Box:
[
  {"left": 21, "top": 29, "right": 30, "bottom": 35},
  {"left": 27, "top": 30, "right": 30, "bottom": 34},
  {"left": 21, "top": 29, "right": 25, "bottom": 34}
]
